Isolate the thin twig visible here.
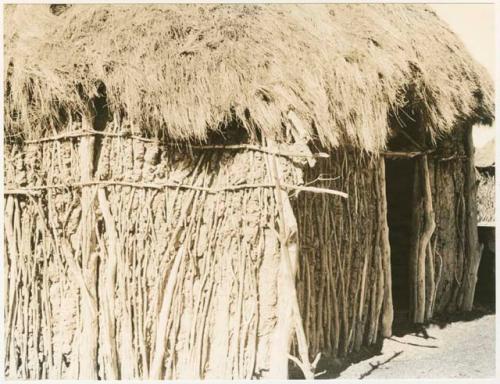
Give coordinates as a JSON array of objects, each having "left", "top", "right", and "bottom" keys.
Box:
[
  {"left": 438, "top": 154, "right": 468, "bottom": 162},
  {"left": 381, "top": 150, "right": 435, "bottom": 158},
  {"left": 17, "top": 129, "right": 329, "bottom": 159},
  {"left": 358, "top": 351, "right": 403, "bottom": 379},
  {"left": 4, "top": 181, "right": 348, "bottom": 198},
  {"left": 3, "top": 189, "right": 41, "bottom": 196},
  {"left": 388, "top": 337, "right": 438, "bottom": 348}
]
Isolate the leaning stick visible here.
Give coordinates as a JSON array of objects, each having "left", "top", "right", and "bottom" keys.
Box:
[
  {"left": 415, "top": 155, "right": 436, "bottom": 323},
  {"left": 4, "top": 196, "right": 19, "bottom": 376},
  {"left": 267, "top": 148, "right": 314, "bottom": 379},
  {"left": 461, "top": 126, "right": 481, "bottom": 311},
  {"left": 150, "top": 245, "right": 186, "bottom": 379},
  {"left": 97, "top": 188, "right": 120, "bottom": 378},
  {"left": 378, "top": 157, "right": 393, "bottom": 337}
]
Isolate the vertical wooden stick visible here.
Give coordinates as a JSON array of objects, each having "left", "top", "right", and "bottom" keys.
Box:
[
  {"left": 97, "top": 188, "right": 120, "bottom": 378},
  {"left": 77, "top": 118, "right": 99, "bottom": 379},
  {"left": 421, "top": 156, "right": 436, "bottom": 322},
  {"left": 409, "top": 160, "right": 423, "bottom": 323},
  {"left": 461, "top": 125, "right": 481, "bottom": 311},
  {"left": 265, "top": 144, "right": 313, "bottom": 379},
  {"left": 4, "top": 196, "right": 19, "bottom": 377},
  {"left": 411, "top": 155, "right": 436, "bottom": 323},
  {"left": 378, "top": 158, "right": 393, "bottom": 337},
  {"left": 150, "top": 245, "right": 186, "bottom": 379}
]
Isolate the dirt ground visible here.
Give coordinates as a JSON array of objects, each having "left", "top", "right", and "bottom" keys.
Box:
[{"left": 336, "top": 314, "right": 495, "bottom": 379}]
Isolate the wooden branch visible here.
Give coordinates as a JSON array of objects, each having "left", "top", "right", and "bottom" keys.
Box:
[
  {"left": 437, "top": 154, "right": 468, "bottom": 162},
  {"left": 461, "top": 125, "right": 481, "bottom": 310},
  {"left": 19, "top": 129, "right": 329, "bottom": 159},
  {"left": 425, "top": 243, "right": 436, "bottom": 320},
  {"left": 4, "top": 189, "right": 41, "bottom": 196},
  {"left": 432, "top": 251, "right": 443, "bottom": 315},
  {"left": 381, "top": 150, "right": 434, "bottom": 158},
  {"left": 4, "top": 196, "right": 19, "bottom": 377},
  {"left": 97, "top": 188, "right": 120, "bottom": 379},
  {"left": 358, "top": 351, "right": 403, "bottom": 379},
  {"left": 4, "top": 181, "right": 348, "bottom": 198},
  {"left": 414, "top": 155, "right": 436, "bottom": 323},
  {"left": 266, "top": 141, "right": 314, "bottom": 380},
  {"left": 382, "top": 149, "right": 468, "bottom": 162},
  {"left": 283, "top": 184, "right": 348, "bottom": 198},
  {"left": 150, "top": 245, "right": 185, "bottom": 379},
  {"left": 76, "top": 127, "right": 100, "bottom": 378},
  {"left": 378, "top": 158, "right": 393, "bottom": 337},
  {"left": 23, "top": 130, "right": 98, "bottom": 143},
  {"left": 409, "top": 160, "right": 422, "bottom": 323},
  {"left": 59, "top": 239, "right": 98, "bottom": 317},
  {"left": 190, "top": 143, "right": 329, "bottom": 159}
]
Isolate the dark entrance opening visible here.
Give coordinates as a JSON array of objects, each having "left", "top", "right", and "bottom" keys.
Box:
[
  {"left": 475, "top": 225, "right": 496, "bottom": 309},
  {"left": 385, "top": 158, "right": 415, "bottom": 324}
]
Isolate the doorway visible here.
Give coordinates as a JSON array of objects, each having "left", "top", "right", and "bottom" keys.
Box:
[{"left": 385, "top": 158, "right": 415, "bottom": 324}]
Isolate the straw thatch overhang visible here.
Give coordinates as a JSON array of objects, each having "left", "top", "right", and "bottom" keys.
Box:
[{"left": 5, "top": 4, "right": 494, "bottom": 150}]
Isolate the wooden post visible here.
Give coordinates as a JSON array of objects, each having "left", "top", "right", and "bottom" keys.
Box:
[
  {"left": 97, "top": 188, "right": 120, "bottom": 379},
  {"left": 461, "top": 125, "right": 481, "bottom": 311},
  {"left": 409, "top": 160, "right": 423, "bottom": 323},
  {"left": 378, "top": 158, "right": 393, "bottom": 337},
  {"left": 77, "top": 117, "right": 99, "bottom": 379},
  {"left": 420, "top": 156, "right": 436, "bottom": 321},
  {"left": 150, "top": 246, "right": 185, "bottom": 379},
  {"left": 4, "top": 196, "right": 19, "bottom": 377},
  {"left": 265, "top": 142, "right": 313, "bottom": 380},
  {"left": 410, "top": 155, "right": 436, "bottom": 324}
]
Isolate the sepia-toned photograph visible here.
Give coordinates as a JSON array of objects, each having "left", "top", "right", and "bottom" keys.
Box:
[{"left": 2, "top": 2, "right": 496, "bottom": 380}]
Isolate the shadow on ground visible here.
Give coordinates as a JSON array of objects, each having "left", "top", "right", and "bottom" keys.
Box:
[
  {"left": 392, "top": 304, "right": 494, "bottom": 338},
  {"left": 289, "top": 302, "right": 495, "bottom": 379},
  {"left": 289, "top": 340, "right": 385, "bottom": 379},
  {"left": 428, "top": 304, "right": 495, "bottom": 330}
]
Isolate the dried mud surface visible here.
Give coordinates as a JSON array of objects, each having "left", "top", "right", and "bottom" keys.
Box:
[{"left": 338, "top": 313, "right": 495, "bottom": 379}]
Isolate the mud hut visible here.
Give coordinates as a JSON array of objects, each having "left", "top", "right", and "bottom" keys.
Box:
[{"left": 4, "top": 4, "right": 494, "bottom": 380}]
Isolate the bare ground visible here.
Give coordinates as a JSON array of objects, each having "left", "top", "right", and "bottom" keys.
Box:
[{"left": 337, "top": 314, "right": 495, "bottom": 379}]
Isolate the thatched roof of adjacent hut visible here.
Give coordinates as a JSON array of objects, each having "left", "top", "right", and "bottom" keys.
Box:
[
  {"left": 475, "top": 137, "right": 496, "bottom": 168},
  {"left": 4, "top": 4, "right": 494, "bottom": 150}
]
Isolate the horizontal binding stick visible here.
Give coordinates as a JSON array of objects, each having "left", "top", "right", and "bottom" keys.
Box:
[
  {"left": 381, "top": 150, "right": 434, "bottom": 158},
  {"left": 437, "top": 154, "right": 468, "bottom": 162},
  {"left": 4, "top": 181, "right": 348, "bottom": 198},
  {"left": 382, "top": 150, "right": 469, "bottom": 162},
  {"left": 18, "top": 130, "right": 329, "bottom": 159},
  {"left": 3, "top": 189, "right": 41, "bottom": 196}
]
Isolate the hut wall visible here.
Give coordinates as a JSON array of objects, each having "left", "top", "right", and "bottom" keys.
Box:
[
  {"left": 3, "top": 126, "right": 482, "bottom": 378},
  {"left": 427, "top": 125, "right": 480, "bottom": 315},
  {"left": 385, "top": 124, "right": 480, "bottom": 321},
  {"left": 292, "top": 127, "right": 481, "bottom": 364},
  {"left": 293, "top": 150, "right": 392, "bottom": 361},
  {"left": 427, "top": 155, "right": 466, "bottom": 314},
  {"left": 3, "top": 131, "right": 305, "bottom": 379}
]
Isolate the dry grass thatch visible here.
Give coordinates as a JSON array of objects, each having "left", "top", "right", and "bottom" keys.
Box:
[
  {"left": 4, "top": 4, "right": 494, "bottom": 149},
  {"left": 477, "top": 172, "right": 495, "bottom": 223},
  {"left": 475, "top": 136, "right": 495, "bottom": 168}
]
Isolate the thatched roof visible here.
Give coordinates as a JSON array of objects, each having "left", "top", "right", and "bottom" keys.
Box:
[
  {"left": 475, "top": 137, "right": 495, "bottom": 168},
  {"left": 4, "top": 4, "right": 494, "bottom": 150}
]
